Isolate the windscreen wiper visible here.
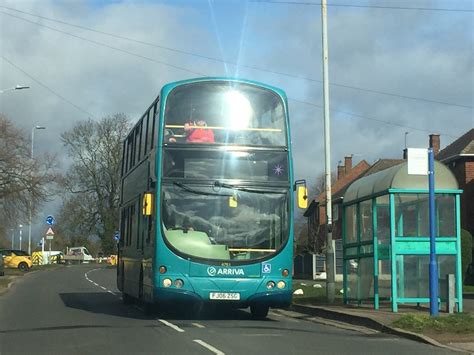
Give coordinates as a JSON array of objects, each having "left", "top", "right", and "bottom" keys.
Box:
[
  {"left": 213, "top": 181, "right": 286, "bottom": 195},
  {"left": 173, "top": 182, "right": 232, "bottom": 197}
]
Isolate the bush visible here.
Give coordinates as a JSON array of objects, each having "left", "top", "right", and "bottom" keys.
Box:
[{"left": 461, "top": 229, "right": 473, "bottom": 283}]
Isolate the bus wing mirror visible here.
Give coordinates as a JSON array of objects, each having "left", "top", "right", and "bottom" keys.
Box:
[{"left": 143, "top": 193, "right": 153, "bottom": 216}]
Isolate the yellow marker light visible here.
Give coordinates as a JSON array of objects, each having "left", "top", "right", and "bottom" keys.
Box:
[
  {"left": 229, "top": 195, "right": 238, "bottom": 208},
  {"left": 277, "top": 281, "right": 286, "bottom": 289},
  {"left": 162, "top": 278, "right": 172, "bottom": 288},
  {"left": 297, "top": 186, "right": 308, "bottom": 209},
  {"left": 142, "top": 193, "right": 153, "bottom": 216}
]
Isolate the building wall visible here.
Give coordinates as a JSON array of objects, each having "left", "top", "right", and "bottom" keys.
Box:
[{"left": 445, "top": 158, "right": 474, "bottom": 236}]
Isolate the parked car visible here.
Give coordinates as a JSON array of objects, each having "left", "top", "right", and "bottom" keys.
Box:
[{"left": 0, "top": 249, "right": 33, "bottom": 271}]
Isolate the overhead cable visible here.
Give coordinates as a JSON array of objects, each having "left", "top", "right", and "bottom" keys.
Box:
[
  {"left": 1, "top": 6, "right": 471, "bottom": 109},
  {"left": 1, "top": 55, "right": 96, "bottom": 119}
]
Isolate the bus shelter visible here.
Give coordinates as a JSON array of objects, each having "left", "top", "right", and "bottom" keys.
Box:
[{"left": 342, "top": 161, "right": 463, "bottom": 312}]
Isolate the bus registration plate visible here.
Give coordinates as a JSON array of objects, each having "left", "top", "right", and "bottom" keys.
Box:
[{"left": 209, "top": 292, "right": 240, "bottom": 300}]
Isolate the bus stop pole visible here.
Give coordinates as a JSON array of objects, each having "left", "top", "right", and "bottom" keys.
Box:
[{"left": 428, "top": 148, "right": 439, "bottom": 316}]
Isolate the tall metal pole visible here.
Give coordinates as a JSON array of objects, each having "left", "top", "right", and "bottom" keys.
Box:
[
  {"left": 11, "top": 229, "right": 14, "bottom": 249},
  {"left": 28, "top": 126, "right": 46, "bottom": 255},
  {"left": 321, "top": 0, "right": 335, "bottom": 302},
  {"left": 428, "top": 148, "right": 439, "bottom": 316},
  {"left": 19, "top": 225, "right": 23, "bottom": 250}
]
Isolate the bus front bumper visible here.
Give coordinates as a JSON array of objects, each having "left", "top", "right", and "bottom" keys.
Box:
[{"left": 154, "top": 287, "right": 292, "bottom": 308}]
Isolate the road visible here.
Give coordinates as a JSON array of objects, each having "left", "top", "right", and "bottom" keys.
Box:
[{"left": 0, "top": 265, "right": 457, "bottom": 355}]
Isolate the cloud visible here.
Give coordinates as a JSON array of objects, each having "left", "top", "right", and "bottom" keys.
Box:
[{"left": 0, "top": 0, "right": 472, "bottom": 239}]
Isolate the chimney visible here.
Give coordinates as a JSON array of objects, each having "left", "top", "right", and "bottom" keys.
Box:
[
  {"left": 337, "top": 164, "right": 345, "bottom": 180},
  {"left": 344, "top": 156, "right": 352, "bottom": 175},
  {"left": 403, "top": 148, "right": 408, "bottom": 160},
  {"left": 429, "top": 134, "right": 440, "bottom": 157}
]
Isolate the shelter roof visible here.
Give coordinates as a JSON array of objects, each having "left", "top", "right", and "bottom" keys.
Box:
[{"left": 343, "top": 161, "right": 459, "bottom": 205}]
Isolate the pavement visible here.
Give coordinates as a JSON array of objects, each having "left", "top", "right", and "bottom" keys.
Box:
[{"left": 292, "top": 279, "right": 474, "bottom": 354}]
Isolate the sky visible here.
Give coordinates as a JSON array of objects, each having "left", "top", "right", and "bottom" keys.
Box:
[{"left": 1, "top": 0, "right": 473, "bottom": 243}]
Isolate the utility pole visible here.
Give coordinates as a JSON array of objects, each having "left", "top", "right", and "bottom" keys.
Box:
[
  {"left": 321, "top": 0, "right": 335, "bottom": 302},
  {"left": 19, "top": 224, "right": 23, "bottom": 250},
  {"left": 28, "top": 125, "right": 46, "bottom": 255}
]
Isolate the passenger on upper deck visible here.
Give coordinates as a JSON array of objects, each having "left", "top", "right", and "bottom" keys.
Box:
[{"left": 184, "top": 119, "right": 215, "bottom": 143}]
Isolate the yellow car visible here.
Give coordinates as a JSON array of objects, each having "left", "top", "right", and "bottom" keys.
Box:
[{"left": 0, "top": 249, "right": 33, "bottom": 271}]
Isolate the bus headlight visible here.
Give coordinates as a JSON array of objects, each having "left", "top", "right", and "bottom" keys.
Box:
[
  {"left": 277, "top": 281, "right": 286, "bottom": 289},
  {"left": 266, "top": 281, "right": 275, "bottom": 289},
  {"left": 174, "top": 279, "right": 184, "bottom": 288},
  {"left": 162, "top": 278, "right": 172, "bottom": 287}
]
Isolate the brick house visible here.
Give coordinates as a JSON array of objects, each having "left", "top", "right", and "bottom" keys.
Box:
[
  {"left": 304, "top": 156, "right": 370, "bottom": 253},
  {"left": 304, "top": 157, "right": 404, "bottom": 253},
  {"left": 434, "top": 129, "right": 474, "bottom": 236}
]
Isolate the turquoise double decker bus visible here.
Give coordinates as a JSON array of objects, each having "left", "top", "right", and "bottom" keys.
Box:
[{"left": 118, "top": 77, "right": 306, "bottom": 318}]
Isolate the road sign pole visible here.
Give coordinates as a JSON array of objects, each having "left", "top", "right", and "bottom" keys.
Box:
[{"left": 428, "top": 148, "right": 439, "bottom": 317}]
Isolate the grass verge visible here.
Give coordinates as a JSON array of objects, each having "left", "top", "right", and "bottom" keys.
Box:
[
  {"left": 464, "top": 285, "right": 474, "bottom": 293},
  {"left": 393, "top": 313, "right": 474, "bottom": 334},
  {"left": 292, "top": 281, "right": 343, "bottom": 304}
]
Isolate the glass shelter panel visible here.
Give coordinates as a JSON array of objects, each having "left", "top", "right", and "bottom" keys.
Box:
[
  {"left": 395, "top": 194, "right": 456, "bottom": 238},
  {"left": 360, "top": 200, "right": 373, "bottom": 241},
  {"left": 346, "top": 259, "right": 358, "bottom": 299},
  {"left": 376, "top": 195, "right": 390, "bottom": 243},
  {"left": 359, "top": 257, "right": 374, "bottom": 299},
  {"left": 396, "top": 255, "right": 456, "bottom": 300},
  {"left": 345, "top": 205, "right": 357, "bottom": 244}
]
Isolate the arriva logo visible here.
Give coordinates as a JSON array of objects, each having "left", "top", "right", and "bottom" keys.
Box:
[
  {"left": 207, "top": 266, "right": 245, "bottom": 277},
  {"left": 207, "top": 266, "right": 217, "bottom": 276}
]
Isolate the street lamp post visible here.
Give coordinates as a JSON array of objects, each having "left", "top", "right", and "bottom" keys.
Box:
[
  {"left": 11, "top": 229, "right": 14, "bottom": 249},
  {"left": 19, "top": 225, "right": 23, "bottom": 250},
  {"left": 28, "top": 126, "right": 46, "bottom": 255},
  {"left": 0, "top": 85, "right": 30, "bottom": 94}
]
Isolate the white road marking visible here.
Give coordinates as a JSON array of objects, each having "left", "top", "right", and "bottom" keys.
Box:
[
  {"left": 158, "top": 319, "right": 185, "bottom": 333},
  {"left": 192, "top": 322, "right": 206, "bottom": 328},
  {"left": 85, "top": 268, "right": 119, "bottom": 297},
  {"left": 193, "top": 339, "right": 225, "bottom": 355}
]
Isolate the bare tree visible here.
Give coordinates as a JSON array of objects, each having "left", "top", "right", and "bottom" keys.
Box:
[
  {"left": 0, "top": 115, "right": 56, "bottom": 245},
  {"left": 59, "top": 114, "right": 130, "bottom": 254}
]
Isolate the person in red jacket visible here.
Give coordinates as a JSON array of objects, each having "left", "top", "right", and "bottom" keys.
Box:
[{"left": 184, "top": 119, "right": 215, "bottom": 143}]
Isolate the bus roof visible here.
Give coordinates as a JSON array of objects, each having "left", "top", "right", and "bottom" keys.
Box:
[{"left": 161, "top": 77, "right": 288, "bottom": 100}]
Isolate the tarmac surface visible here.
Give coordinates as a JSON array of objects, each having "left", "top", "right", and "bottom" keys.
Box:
[{"left": 0, "top": 265, "right": 462, "bottom": 354}]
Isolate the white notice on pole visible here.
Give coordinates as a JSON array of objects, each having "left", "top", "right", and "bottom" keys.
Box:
[{"left": 407, "top": 148, "right": 428, "bottom": 175}]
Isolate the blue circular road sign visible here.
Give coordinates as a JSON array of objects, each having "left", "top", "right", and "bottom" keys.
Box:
[{"left": 46, "top": 215, "right": 55, "bottom": 225}]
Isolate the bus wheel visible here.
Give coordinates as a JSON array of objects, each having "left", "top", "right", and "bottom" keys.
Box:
[
  {"left": 250, "top": 304, "right": 269, "bottom": 319},
  {"left": 122, "top": 292, "right": 134, "bottom": 305}
]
